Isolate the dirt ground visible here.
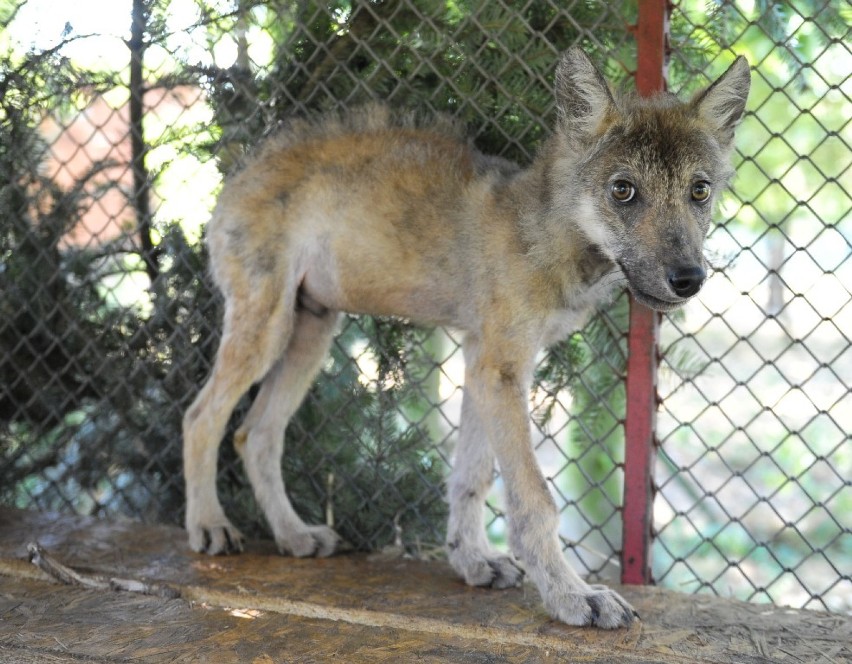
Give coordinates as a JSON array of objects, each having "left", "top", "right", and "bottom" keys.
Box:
[{"left": 0, "top": 507, "right": 849, "bottom": 663}]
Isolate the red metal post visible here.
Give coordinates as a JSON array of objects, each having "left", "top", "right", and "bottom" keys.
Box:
[{"left": 621, "top": 0, "right": 669, "bottom": 586}]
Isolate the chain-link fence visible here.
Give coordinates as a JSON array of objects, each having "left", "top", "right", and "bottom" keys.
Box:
[
  {"left": 1, "top": 0, "right": 849, "bottom": 614},
  {"left": 656, "top": 2, "right": 852, "bottom": 613}
]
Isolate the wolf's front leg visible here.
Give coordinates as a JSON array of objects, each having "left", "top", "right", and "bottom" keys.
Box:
[
  {"left": 464, "top": 337, "right": 636, "bottom": 629},
  {"left": 446, "top": 383, "right": 524, "bottom": 589}
]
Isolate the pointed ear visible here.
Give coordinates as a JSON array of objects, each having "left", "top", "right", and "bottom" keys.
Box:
[
  {"left": 692, "top": 56, "right": 751, "bottom": 148},
  {"left": 555, "top": 47, "right": 616, "bottom": 142}
]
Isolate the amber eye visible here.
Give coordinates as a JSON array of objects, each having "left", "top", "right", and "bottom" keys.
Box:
[
  {"left": 692, "top": 181, "right": 711, "bottom": 203},
  {"left": 611, "top": 180, "right": 636, "bottom": 203}
]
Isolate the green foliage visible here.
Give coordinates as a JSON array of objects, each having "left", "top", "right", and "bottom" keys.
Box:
[
  {"left": 201, "top": 0, "right": 635, "bottom": 163},
  {"left": 670, "top": 0, "right": 851, "bottom": 237},
  {"left": 217, "top": 315, "right": 449, "bottom": 549},
  {"left": 0, "top": 33, "right": 220, "bottom": 515},
  {"left": 283, "top": 317, "right": 447, "bottom": 550},
  {"left": 0, "top": 48, "right": 112, "bottom": 495},
  {"left": 534, "top": 293, "right": 629, "bottom": 551}
]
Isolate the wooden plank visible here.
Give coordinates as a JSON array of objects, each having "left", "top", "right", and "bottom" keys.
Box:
[{"left": 0, "top": 508, "right": 849, "bottom": 663}]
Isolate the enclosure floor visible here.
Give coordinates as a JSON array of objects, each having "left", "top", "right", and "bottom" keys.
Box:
[{"left": 0, "top": 508, "right": 848, "bottom": 663}]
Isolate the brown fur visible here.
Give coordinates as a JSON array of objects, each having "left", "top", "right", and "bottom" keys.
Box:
[{"left": 182, "top": 48, "right": 750, "bottom": 628}]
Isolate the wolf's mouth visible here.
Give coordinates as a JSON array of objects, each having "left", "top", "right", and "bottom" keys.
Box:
[
  {"left": 616, "top": 260, "right": 691, "bottom": 312},
  {"left": 628, "top": 285, "right": 687, "bottom": 312}
]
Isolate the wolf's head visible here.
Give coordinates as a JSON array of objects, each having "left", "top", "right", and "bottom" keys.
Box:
[{"left": 552, "top": 48, "right": 750, "bottom": 311}]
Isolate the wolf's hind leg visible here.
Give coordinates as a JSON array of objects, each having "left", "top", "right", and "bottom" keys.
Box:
[
  {"left": 446, "top": 381, "right": 525, "bottom": 589},
  {"left": 235, "top": 307, "right": 341, "bottom": 557},
  {"left": 183, "top": 291, "right": 293, "bottom": 555}
]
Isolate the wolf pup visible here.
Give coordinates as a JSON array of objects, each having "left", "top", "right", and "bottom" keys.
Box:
[{"left": 182, "top": 47, "right": 750, "bottom": 628}]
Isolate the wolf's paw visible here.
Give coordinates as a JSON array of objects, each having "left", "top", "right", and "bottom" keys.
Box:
[
  {"left": 187, "top": 519, "right": 244, "bottom": 555},
  {"left": 543, "top": 584, "right": 637, "bottom": 629},
  {"left": 276, "top": 525, "right": 340, "bottom": 558},
  {"left": 448, "top": 546, "right": 525, "bottom": 589}
]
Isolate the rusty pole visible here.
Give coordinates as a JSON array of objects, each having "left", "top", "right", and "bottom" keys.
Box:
[{"left": 621, "top": 0, "right": 669, "bottom": 586}]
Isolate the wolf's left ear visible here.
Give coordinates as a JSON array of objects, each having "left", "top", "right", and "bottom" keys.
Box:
[
  {"left": 555, "top": 47, "right": 616, "bottom": 143},
  {"left": 692, "top": 56, "right": 751, "bottom": 148}
]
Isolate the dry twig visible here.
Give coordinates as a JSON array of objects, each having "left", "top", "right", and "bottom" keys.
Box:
[{"left": 27, "top": 542, "right": 181, "bottom": 599}]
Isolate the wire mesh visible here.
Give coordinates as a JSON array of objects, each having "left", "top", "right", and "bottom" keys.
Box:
[
  {"left": 657, "top": 1, "right": 852, "bottom": 612},
  {"left": 0, "top": 0, "right": 848, "bottom": 613}
]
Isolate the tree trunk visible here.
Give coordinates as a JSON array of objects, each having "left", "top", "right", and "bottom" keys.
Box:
[{"left": 129, "top": 0, "right": 157, "bottom": 283}]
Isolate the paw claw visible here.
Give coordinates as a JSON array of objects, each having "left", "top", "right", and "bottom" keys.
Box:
[
  {"left": 487, "top": 558, "right": 525, "bottom": 589},
  {"left": 586, "top": 594, "right": 601, "bottom": 623},
  {"left": 544, "top": 585, "right": 636, "bottom": 629},
  {"left": 188, "top": 519, "right": 244, "bottom": 556},
  {"left": 590, "top": 590, "right": 636, "bottom": 629},
  {"left": 449, "top": 546, "right": 524, "bottom": 589},
  {"left": 276, "top": 525, "right": 340, "bottom": 558},
  {"left": 222, "top": 527, "right": 243, "bottom": 554}
]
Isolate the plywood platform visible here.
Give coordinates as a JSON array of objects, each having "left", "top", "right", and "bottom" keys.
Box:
[{"left": 0, "top": 508, "right": 848, "bottom": 663}]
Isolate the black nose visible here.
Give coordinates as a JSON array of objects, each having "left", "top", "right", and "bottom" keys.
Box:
[{"left": 667, "top": 266, "right": 706, "bottom": 298}]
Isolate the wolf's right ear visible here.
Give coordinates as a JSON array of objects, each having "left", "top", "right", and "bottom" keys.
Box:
[
  {"left": 555, "top": 47, "right": 616, "bottom": 143},
  {"left": 692, "top": 56, "right": 751, "bottom": 149}
]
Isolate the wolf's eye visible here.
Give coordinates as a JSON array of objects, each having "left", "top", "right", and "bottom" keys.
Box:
[
  {"left": 691, "top": 181, "right": 711, "bottom": 203},
  {"left": 611, "top": 180, "right": 636, "bottom": 203}
]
